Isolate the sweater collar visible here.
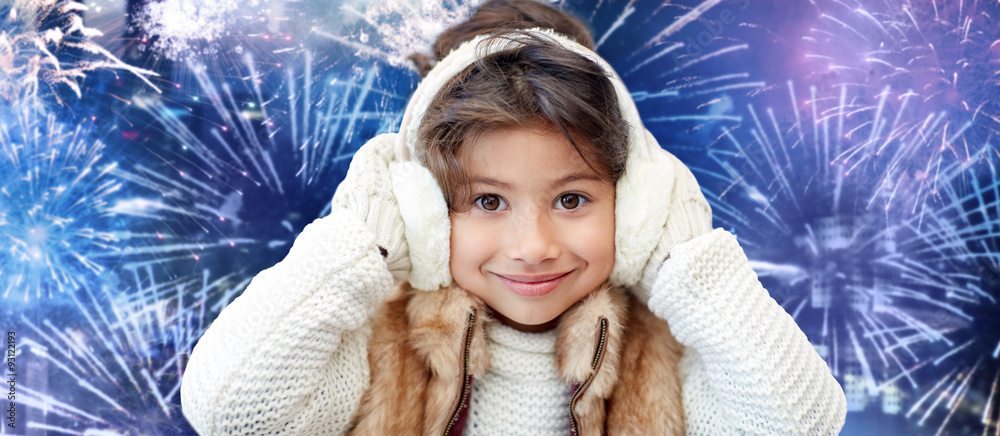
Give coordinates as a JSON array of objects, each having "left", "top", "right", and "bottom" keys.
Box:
[{"left": 404, "top": 282, "right": 628, "bottom": 392}]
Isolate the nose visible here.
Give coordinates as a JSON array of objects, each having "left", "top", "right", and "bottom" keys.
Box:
[{"left": 505, "top": 208, "right": 560, "bottom": 264}]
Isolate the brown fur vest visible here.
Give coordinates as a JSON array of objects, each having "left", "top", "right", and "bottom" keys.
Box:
[{"left": 347, "top": 283, "right": 685, "bottom": 435}]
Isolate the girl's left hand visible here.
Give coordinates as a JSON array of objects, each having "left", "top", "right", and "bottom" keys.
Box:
[{"left": 629, "top": 149, "right": 713, "bottom": 303}]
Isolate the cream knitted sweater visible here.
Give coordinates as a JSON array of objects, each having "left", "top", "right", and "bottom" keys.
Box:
[{"left": 463, "top": 323, "right": 570, "bottom": 436}]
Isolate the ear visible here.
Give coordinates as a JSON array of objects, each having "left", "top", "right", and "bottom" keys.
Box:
[{"left": 390, "top": 160, "right": 453, "bottom": 291}]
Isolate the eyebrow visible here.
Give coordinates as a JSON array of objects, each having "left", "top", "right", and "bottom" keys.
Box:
[{"left": 470, "top": 172, "right": 603, "bottom": 190}]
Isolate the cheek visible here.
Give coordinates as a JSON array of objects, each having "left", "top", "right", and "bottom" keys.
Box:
[
  {"left": 449, "top": 215, "right": 490, "bottom": 278},
  {"left": 575, "top": 207, "right": 616, "bottom": 274},
  {"left": 589, "top": 228, "right": 616, "bottom": 275}
]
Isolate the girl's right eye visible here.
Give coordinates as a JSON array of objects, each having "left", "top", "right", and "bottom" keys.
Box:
[{"left": 475, "top": 194, "right": 507, "bottom": 212}]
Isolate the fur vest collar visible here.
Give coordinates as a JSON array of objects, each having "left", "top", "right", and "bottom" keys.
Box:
[{"left": 348, "top": 283, "right": 685, "bottom": 435}]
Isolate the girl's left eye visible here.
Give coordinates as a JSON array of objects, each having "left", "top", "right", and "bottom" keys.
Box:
[{"left": 555, "top": 194, "right": 586, "bottom": 210}]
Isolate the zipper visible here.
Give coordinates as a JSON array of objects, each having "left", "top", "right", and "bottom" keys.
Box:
[
  {"left": 443, "top": 308, "right": 477, "bottom": 436},
  {"left": 569, "top": 317, "right": 609, "bottom": 436}
]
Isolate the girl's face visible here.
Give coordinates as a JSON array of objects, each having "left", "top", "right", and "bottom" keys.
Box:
[{"left": 449, "top": 124, "right": 616, "bottom": 332}]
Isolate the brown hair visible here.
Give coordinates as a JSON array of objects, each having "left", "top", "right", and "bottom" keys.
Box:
[
  {"left": 409, "top": 0, "right": 595, "bottom": 76},
  {"left": 418, "top": 31, "right": 629, "bottom": 212}
]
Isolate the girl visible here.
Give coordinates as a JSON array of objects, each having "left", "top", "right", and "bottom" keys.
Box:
[{"left": 181, "top": 1, "right": 847, "bottom": 434}]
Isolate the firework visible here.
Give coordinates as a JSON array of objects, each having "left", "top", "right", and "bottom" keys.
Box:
[
  {"left": 130, "top": 0, "right": 287, "bottom": 61},
  {"left": 130, "top": 0, "right": 489, "bottom": 67},
  {"left": 698, "top": 79, "right": 996, "bottom": 412},
  {"left": 899, "top": 156, "right": 1000, "bottom": 434},
  {"left": 313, "top": 0, "right": 489, "bottom": 67},
  {"left": 580, "top": 0, "right": 764, "bottom": 146},
  {"left": 0, "top": 106, "right": 251, "bottom": 304},
  {"left": 790, "top": 1, "right": 1000, "bottom": 431},
  {"left": 12, "top": 267, "right": 243, "bottom": 434},
  {"left": 125, "top": 48, "right": 413, "bottom": 272},
  {"left": 800, "top": 0, "right": 1000, "bottom": 210},
  {"left": 0, "top": 110, "right": 127, "bottom": 301},
  {"left": 0, "top": 0, "right": 158, "bottom": 107}
]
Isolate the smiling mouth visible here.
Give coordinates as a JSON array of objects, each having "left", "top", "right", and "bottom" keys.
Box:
[{"left": 494, "top": 272, "right": 572, "bottom": 297}]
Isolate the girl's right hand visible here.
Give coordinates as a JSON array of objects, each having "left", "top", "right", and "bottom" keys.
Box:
[{"left": 332, "top": 134, "right": 410, "bottom": 283}]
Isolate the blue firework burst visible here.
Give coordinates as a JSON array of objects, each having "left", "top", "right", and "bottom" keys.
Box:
[{"left": 698, "top": 78, "right": 998, "bottom": 429}]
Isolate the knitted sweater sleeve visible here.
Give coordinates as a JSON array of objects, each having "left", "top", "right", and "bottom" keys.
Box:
[
  {"left": 181, "top": 208, "right": 393, "bottom": 435},
  {"left": 647, "top": 228, "right": 847, "bottom": 435}
]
